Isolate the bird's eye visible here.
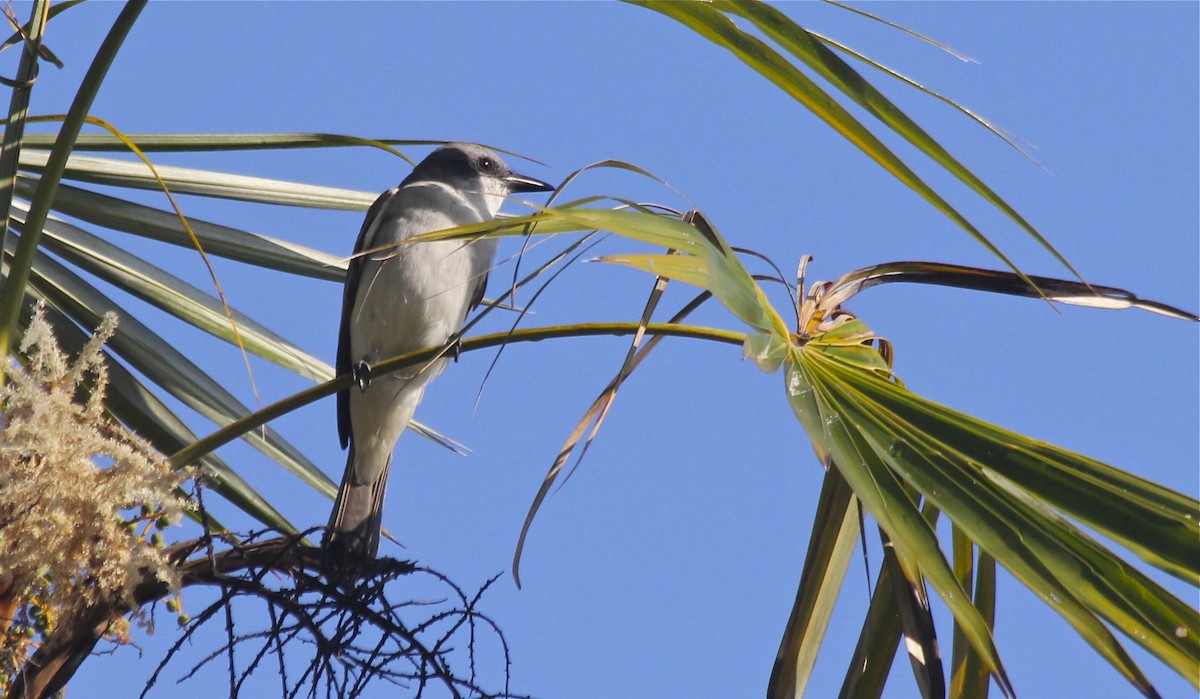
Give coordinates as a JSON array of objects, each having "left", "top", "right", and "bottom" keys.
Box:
[{"left": 478, "top": 157, "right": 494, "bottom": 171}]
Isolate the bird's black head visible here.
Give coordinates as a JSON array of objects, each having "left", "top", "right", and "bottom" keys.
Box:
[{"left": 403, "top": 143, "right": 552, "bottom": 194}]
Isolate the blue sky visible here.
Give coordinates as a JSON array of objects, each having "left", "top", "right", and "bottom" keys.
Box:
[{"left": 8, "top": 2, "right": 1198, "bottom": 698}]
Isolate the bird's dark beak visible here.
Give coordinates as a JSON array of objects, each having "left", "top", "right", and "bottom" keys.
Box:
[{"left": 504, "top": 171, "right": 554, "bottom": 194}]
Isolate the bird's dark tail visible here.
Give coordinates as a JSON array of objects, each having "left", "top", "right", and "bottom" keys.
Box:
[{"left": 324, "top": 442, "right": 392, "bottom": 559}]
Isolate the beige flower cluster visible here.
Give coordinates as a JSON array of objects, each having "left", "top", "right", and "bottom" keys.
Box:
[{"left": 0, "top": 305, "right": 188, "bottom": 684}]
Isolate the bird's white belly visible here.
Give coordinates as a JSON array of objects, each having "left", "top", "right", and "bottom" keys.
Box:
[{"left": 350, "top": 237, "right": 492, "bottom": 371}]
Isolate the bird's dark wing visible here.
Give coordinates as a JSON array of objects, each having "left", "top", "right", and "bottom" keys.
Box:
[
  {"left": 337, "top": 187, "right": 399, "bottom": 449},
  {"left": 467, "top": 267, "right": 488, "bottom": 318}
]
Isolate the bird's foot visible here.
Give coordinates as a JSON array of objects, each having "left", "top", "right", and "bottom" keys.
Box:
[
  {"left": 450, "top": 338, "right": 463, "bottom": 362},
  {"left": 353, "top": 360, "right": 372, "bottom": 391}
]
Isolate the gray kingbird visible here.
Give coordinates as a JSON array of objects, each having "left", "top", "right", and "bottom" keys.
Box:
[{"left": 325, "top": 143, "right": 553, "bottom": 558}]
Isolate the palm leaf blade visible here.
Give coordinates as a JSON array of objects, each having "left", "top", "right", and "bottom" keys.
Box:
[
  {"left": 626, "top": 0, "right": 1029, "bottom": 282},
  {"left": 768, "top": 467, "right": 860, "bottom": 698},
  {"left": 17, "top": 178, "right": 345, "bottom": 280},
  {"left": 22, "top": 208, "right": 333, "bottom": 382},
  {"left": 788, "top": 351, "right": 1016, "bottom": 696},
  {"left": 719, "top": 0, "right": 1080, "bottom": 279},
  {"left": 18, "top": 149, "right": 377, "bottom": 209},
  {"left": 804, "top": 345, "right": 1194, "bottom": 693}
]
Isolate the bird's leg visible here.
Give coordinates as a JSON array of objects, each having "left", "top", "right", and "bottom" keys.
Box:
[
  {"left": 449, "top": 337, "right": 463, "bottom": 362},
  {"left": 353, "top": 360, "right": 372, "bottom": 391}
]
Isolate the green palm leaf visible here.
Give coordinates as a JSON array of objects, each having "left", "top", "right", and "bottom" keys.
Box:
[
  {"left": 626, "top": 0, "right": 1034, "bottom": 285},
  {"left": 555, "top": 206, "right": 1198, "bottom": 696},
  {"left": 17, "top": 149, "right": 377, "bottom": 209},
  {"left": 768, "top": 468, "right": 860, "bottom": 698},
  {"left": 25, "top": 208, "right": 332, "bottom": 382},
  {"left": 714, "top": 0, "right": 1080, "bottom": 280},
  {"left": 18, "top": 178, "right": 344, "bottom": 280},
  {"left": 797, "top": 344, "right": 1178, "bottom": 695}
]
